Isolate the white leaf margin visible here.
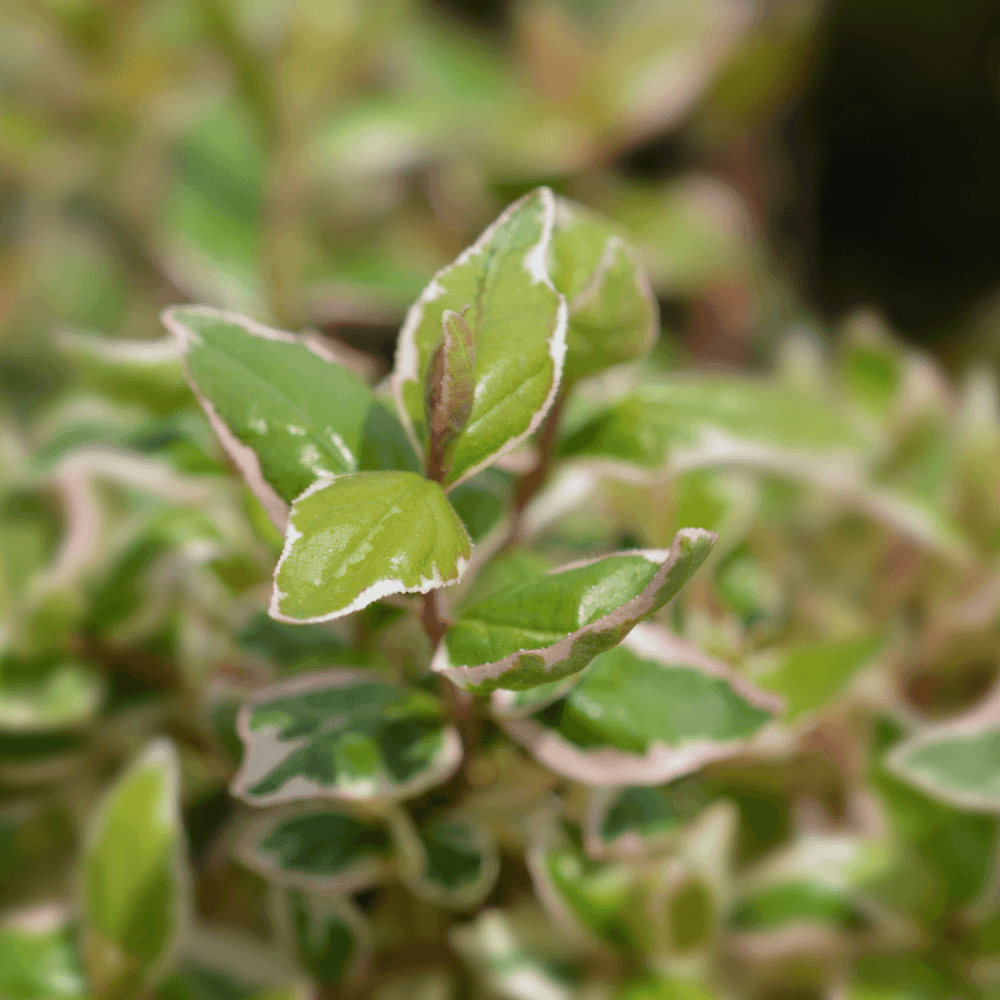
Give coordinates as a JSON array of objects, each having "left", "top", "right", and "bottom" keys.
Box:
[
  {"left": 390, "top": 186, "right": 569, "bottom": 491},
  {"left": 268, "top": 473, "right": 472, "bottom": 624},
  {"left": 884, "top": 683, "right": 1000, "bottom": 813},
  {"left": 162, "top": 305, "right": 357, "bottom": 532},
  {"left": 434, "top": 527, "right": 716, "bottom": 692},
  {"left": 500, "top": 623, "right": 785, "bottom": 786},
  {"left": 230, "top": 670, "right": 463, "bottom": 807},
  {"left": 235, "top": 802, "right": 393, "bottom": 895}
]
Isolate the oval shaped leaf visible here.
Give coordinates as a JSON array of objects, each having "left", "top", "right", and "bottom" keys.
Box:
[
  {"left": 0, "top": 656, "right": 103, "bottom": 732},
  {"left": 434, "top": 529, "right": 716, "bottom": 694},
  {"left": 232, "top": 671, "right": 462, "bottom": 806},
  {"left": 550, "top": 199, "right": 658, "bottom": 381},
  {"left": 558, "top": 376, "right": 871, "bottom": 478},
  {"left": 271, "top": 472, "right": 471, "bottom": 623},
  {"left": 392, "top": 808, "right": 500, "bottom": 910},
  {"left": 502, "top": 624, "right": 782, "bottom": 785},
  {"left": 237, "top": 803, "right": 393, "bottom": 894},
  {"left": 391, "top": 187, "right": 568, "bottom": 488},
  {"left": 162, "top": 306, "right": 416, "bottom": 527},
  {"left": 81, "top": 739, "right": 188, "bottom": 976},
  {"left": 885, "top": 687, "right": 1000, "bottom": 812}
]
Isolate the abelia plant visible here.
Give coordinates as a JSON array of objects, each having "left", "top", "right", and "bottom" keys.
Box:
[{"left": 3, "top": 190, "right": 1000, "bottom": 1000}]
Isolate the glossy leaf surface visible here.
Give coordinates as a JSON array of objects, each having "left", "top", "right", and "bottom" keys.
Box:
[
  {"left": 271, "top": 472, "right": 471, "bottom": 623},
  {"left": 435, "top": 529, "right": 715, "bottom": 693}
]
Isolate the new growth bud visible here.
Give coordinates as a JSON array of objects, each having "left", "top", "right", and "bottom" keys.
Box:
[{"left": 424, "top": 308, "right": 476, "bottom": 482}]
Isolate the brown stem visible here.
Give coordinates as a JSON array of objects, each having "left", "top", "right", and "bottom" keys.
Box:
[
  {"left": 510, "top": 390, "right": 567, "bottom": 537},
  {"left": 419, "top": 590, "right": 449, "bottom": 648}
]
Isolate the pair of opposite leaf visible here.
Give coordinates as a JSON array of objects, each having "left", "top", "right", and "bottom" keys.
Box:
[{"left": 164, "top": 186, "right": 680, "bottom": 693}]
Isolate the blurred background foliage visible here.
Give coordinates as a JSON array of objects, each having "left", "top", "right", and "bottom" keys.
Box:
[{"left": 3, "top": 1, "right": 1000, "bottom": 999}]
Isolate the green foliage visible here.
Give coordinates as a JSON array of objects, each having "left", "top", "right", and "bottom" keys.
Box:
[{"left": 3, "top": 32, "right": 1000, "bottom": 996}]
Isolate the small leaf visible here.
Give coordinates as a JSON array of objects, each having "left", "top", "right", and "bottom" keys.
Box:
[
  {"left": 758, "top": 634, "right": 885, "bottom": 722},
  {"left": 58, "top": 331, "right": 192, "bottom": 416},
  {"left": 558, "top": 375, "right": 871, "bottom": 476},
  {"left": 236, "top": 612, "right": 353, "bottom": 673},
  {"left": 584, "top": 780, "right": 710, "bottom": 859},
  {"left": 392, "top": 187, "right": 568, "bottom": 488},
  {"left": 237, "top": 804, "right": 392, "bottom": 894},
  {"left": 231, "top": 671, "right": 462, "bottom": 806},
  {"left": 272, "top": 891, "right": 371, "bottom": 987},
  {"left": 392, "top": 809, "right": 500, "bottom": 910},
  {"left": 0, "top": 655, "right": 103, "bottom": 732},
  {"left": 885, "top": 687, "right": 1000, "bottom": 812},
  {"left": 425, "top": 309, "right": 477, "bottom": 478},
  {"left": 434, "top": 529, "right": 716, "bottom": 693},
  {"left": 726, "top": 882, "right": 872, "bottom": 934},
  {"left": 0, "top": 904, "right": 87, "bottom": 1000},
  {"left": 617, "top": 976, "right": 721, "bottom": 1000},
  {"left": 502, "top": 624, "right": 782, "bottom": 785},
  {"left": 82, "top": 739, "right": 188, "bottom": 975},
  {"left": 549, "top": 199, "right": 658, "bottom": 381},
  {"left": 271, "top": 472, "right": 471, "bottom": 623},
  {"left": 162, "top": 306, "right": 417, "bottom": 527}
]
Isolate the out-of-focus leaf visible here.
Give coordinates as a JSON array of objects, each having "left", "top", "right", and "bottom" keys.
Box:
[
  {"left": 503, "top": 624, "right": 781, "bottom": 785},
  {"left": 235, "top": 612, "right": 352, "bottom": 672},
  {"left": 0, "top": 655, "right": 103, "bottom": 731},
  {"left": 549, "top": 199, "right": 657, "bottom": 381},
  {"left": 273, "top": 891, "right": 371, "bottom": 987},
  {"left": 886, "top": 688, "right": 1000, "bottom": 812},
  {"left": 393, "top": 808, "right": 500, "bottom": 910},
  {"left": 270, "top": 472, "right": 470, "bottom": 623},
  {"left": 0, "top": 904, "right": 86, "bottom": 1000},
  {"left": 237, "top": 804, "right": 392, "bottom": 894},
  {"left": 434, "top": 529, "right": 715, "bottom": 693},
  {"left": 82, "top": 739, "right": 187, "bottom": 978},
  {"left": 231, "top": 671, "right": 462, "bottom": 806},
  {"left": 757, "top": 634, "right": 885, "bottom": 722},
  {"left": 391, "top": 188, "right": 567, "bottom": 487},
  {"left": 58, "top": 331, "right": 191, "bottom": 416}
]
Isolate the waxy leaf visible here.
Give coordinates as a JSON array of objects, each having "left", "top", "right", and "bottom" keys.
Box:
[
  {"left": 237, "top": 804, "right": 392, "bottom": 894},
  {"left": 273, "top": 891, "right": 371, "bottom": 987},
  {"left": 392, "top": 809, "right": 500, "bottom": 910},
  {"left": 163, "top": 306, "right": 416, "bottom": 527},
  {"left": 434, "top": 529, "right": 716, "bottom": 694},
  {"left": 558, "top": 376, "right": 870, "bottom": 477},
  {"left": 0, "top": 904, "right": 86, "bottom": 1000},
  {"left": 82, "top": 740, "right": 187, "bottom": 974},
  {"left": 503, "top": 625, "right": 782, "bottom": 785},
  {"left": 271, "top": 472, "right": 471, "bottom": 623},
  {"left": 886, "top": 687, "right": 1000, "bottom": 812},
  {"left": 232, "top": 671, "right": 462, "bottom": 805},
  {"left": 549, "top": 199, "right": 658, "bottom": 381},
  {"left": 392, "top": 187, "right": 568, "bottom": 488}
]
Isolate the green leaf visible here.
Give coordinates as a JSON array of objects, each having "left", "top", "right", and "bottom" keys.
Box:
[
  {"left": 237, "top": 804, "right": 392, "bottom": 894},
  {"left": 726, "top": 881, "right": 872, "bottom": 934},
  {"left": 58, "top": 331, "right": 192, "bottom": 416},
  {"left": 757, "top": 634, "right": 885, "bottom": 721},
  {"left": 235, "top": 612, "right": 352, "bottom": 673},
  {"left": 273, "top": 891, "right": 370, "bottom": 987},
  {"left": 0, "top": 905, "right": 87, "bottom": 999},
  {"left": 886, "top": 689, "right": 1000, "bottom": 812},
  {"left": 618, "top": 976, "right": 721, "bottom": 1000},
  {"left": 503, "top": 624, "right": 782, "bottom": 785},
  {"left": 271, "top": 472, "right": 471, "bottom": 623},
  {"left": 558, "top": 375, "right": 870, "bottom": 476},
  {"left": 231, "top": 671, "right": 462, "bottom": 806},
  {"left": 391, "top": 187, "right": 567, "bottom": 488},
  {"left": 0, "top": 655, "right": 103, "bottom": 731},
  {"left": 82, "top": 739, "right": 187, "bottom": 973},
  {"left": 392, "top": 809, "right": 500, "bottom": 910},
  {"left": 162, "top": 306, "right": 417, "bottom": 527},
  {"left": 446, "top": 468, "right": 512, "bottom": 544},
  {"left": 549, "top": 199, "right": 657, "bottom": 381},
  {"left": 434, "top": 529, "right": 716, "bottom": 693},
  {"left": 584, "top": 780, "right": 710, "bottom": 859}
]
